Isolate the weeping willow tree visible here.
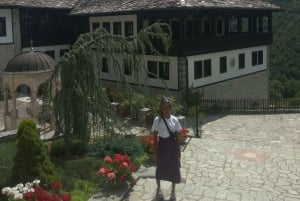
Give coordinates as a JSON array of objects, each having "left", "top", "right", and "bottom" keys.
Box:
[{"left": 45, "top": 23, "right": 171, "bottom": 157}]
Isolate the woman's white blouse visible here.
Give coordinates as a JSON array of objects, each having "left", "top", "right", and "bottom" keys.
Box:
[{"left": 152, "top": 115, "right": 182, "bottom": 138}]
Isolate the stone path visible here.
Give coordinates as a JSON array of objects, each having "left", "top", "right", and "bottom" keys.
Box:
[{"left": 119, "top": 113, "right": 300, "bottom": 201}]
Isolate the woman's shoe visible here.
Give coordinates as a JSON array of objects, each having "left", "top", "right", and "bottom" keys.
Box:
[
  {"left": 155, "top": 188, "right": 164, "bottom": 201},
  {"left": 169, "top": 189, "right": 176, "bottom": 201}
]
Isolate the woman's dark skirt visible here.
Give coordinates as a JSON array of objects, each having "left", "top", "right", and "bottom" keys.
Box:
[{"left": 156, "top": 137, "right": 181, "bottom": 183}]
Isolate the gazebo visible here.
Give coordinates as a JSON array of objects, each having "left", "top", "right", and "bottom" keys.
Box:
[{"left": 1, "top": 50, "right": 55, "bottom": 130}]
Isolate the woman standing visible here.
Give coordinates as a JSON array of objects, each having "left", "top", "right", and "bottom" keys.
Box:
[{"left": 152, "top": 97, "right": 182, "bottom": 201}]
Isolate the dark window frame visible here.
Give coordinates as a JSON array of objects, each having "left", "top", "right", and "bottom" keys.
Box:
[
  {"left": 147, "top": 61, "right": 158, "bottom": 78},
  {"left": 159, "top": 62, "right": 170, "bottom": 80},
  {"left": 102, "top": 57, "right": 109, "bottom": 73},
  {"left": 0, "top": 17, "right": 7, "bottom": 37},
  {"left": 238, "top": 53, "right": 245, "bottom": 69},
  {"left": 92, "top": 22, "right": 100, "bottom": 31},
  {"left": 102, "top": 22, "right": 110, "bottom": 33},
  {"left": 124, "top": 21, "right": 133, "bottom": 37},
  {"left": 220, "top": 56, "right": 227, "bottom": 74},
  {"left": 113, "top": 22, "right": 122, "bottom": 35}
]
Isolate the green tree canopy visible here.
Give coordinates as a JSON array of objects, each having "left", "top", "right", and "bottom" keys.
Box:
[{"left": 45, "top": 23, "right": 171, "bottom": 157}]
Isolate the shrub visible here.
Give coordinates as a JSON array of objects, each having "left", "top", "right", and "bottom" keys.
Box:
[
  {"left": 50, "top": 138, "right": 86, "bottom": 158},
  {"left": 87, "top": 135, "right": 144, "bottom": 162},
  {"left": 11, "top": 125, "right": 58, "bottom": 185},
  {"left": 16, "top": 118, "right": 38, "bottom": 139}
]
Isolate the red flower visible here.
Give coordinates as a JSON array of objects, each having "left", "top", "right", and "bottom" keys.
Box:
[
  {"left": 99, "top": 153, "right": 137, "bottom": 186},
  {"left": 24, "top": 192, "right": 34, "bottom": 200},
  {"left": 61, "top": 193, "right": 72, "bottom": 201},
  {"left": 51, "top": 182, "right": 61, "bottom": 190}
]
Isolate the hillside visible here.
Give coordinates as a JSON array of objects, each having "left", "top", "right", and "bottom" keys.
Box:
[{"left": 267, "top": 0, "right": 300, "bottom": 98}]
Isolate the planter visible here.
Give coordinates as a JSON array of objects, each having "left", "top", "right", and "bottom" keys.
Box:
[
  {"left": 117, "top": 105, "right": 130, "bottom": 117},
  {"left": 145, "top": 112, "right": 155, "bottom": 125}
]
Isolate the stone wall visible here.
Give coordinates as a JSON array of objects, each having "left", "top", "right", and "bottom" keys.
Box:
[{"left": 198, "top": 70, "right": 269, "bottom": 99}]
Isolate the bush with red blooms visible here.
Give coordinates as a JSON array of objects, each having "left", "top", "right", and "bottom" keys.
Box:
[
  {"left": 2, "top": 180, "right": 71, "bottom": 201},
  {"left": 177, "top": 128, "right": 189, "bottom": 143},
  {"left": 23, "top": 181, "right": 71, "bottom": 201},
  {"left": 98, "top": 154, "right": 137, "bottom": 186},
  {"left": 140, "top": 134, "right": 155, "bottom": 153}
]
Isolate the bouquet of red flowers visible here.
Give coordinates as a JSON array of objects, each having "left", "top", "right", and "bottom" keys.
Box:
[
  {"left": 98, "top": 154, "right": 137, "bottom": 186},
  {"left": 140, "top": 134, "right": 155, "bottom": 153}
]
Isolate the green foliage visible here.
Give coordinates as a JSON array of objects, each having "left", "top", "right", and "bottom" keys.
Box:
[
  {"left": 86, "top": 135, "right": 144, "bottom": 161},
  {"left": 50, "top": 138, "right": 86, "bottom": 158},
  {"left": 11, "top": 125, "right": 58, "bottom": 185},
  {"left": 70, "top": 180, "right": 98, "bottom": 201},
  {"left": 266, "top": 0, "right": 300, "bottom": 98},
  {"left": 16, "top": 118, "right": 38, "bottom": 139},
  {"left": 0, "top": 141, "right": 16, "bottom": 192},
  {"left": 45, "top": 23, "right": 172, "bottom": 158},
  {"left": 148, "top": 94, "right": 184, "bottom": 116}
]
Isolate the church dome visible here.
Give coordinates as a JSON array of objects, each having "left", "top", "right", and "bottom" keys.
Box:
[{"left": 5, "top": 51, "right": 56, "bottom": 72}]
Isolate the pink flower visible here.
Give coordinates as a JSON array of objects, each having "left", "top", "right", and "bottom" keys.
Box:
[
  {"left": 107, "top": 172, "right": 116, "bottom": 180},
  {"left": 104, "top": 156, "right": 112, "bottom": 163},
  {"left": 98, "top": 168, "right": 107, "bottom": 174},
  {"left": 122, "top": 162, "right": 128, "bottom": 167}
]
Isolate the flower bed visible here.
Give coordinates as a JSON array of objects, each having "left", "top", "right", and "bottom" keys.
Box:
[
  {"left": 98, "top": 154, "right": 137, "bottom": 186},
  {"left": 2, "top": 180, "right": 71, "bottom": 201}
]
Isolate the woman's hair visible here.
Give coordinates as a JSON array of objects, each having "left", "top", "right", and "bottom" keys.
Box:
[{"left": 160, "top": 97, "right": 172, "bottom": 115}]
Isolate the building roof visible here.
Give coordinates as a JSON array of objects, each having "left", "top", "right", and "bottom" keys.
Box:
[
  {"left": 70, "top": 0, "right": 281, "bottom": 15},
  {"left": 0, "top": 0, "right": 77, "bottom": 9},
  {"left": 0, "top": 0, "right": 281, "bottom": 14},
  {"left": 5, "top": 51, "right": 55, "bottom": 73}
]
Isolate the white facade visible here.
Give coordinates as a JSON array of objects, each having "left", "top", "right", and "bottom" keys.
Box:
[
  {"left": 0, "top": 9, "right": 13, "bottom": 44},
  {"left": 187, "top": 45, "right": 268, "bottom": 88}
]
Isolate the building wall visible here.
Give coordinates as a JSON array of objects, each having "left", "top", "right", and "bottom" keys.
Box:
[
  {"left": 198, "top": 70, "right": 269, "bottom": 99},
  {"left": 0, "top": 9, "right": 21, "bottom": 71}
]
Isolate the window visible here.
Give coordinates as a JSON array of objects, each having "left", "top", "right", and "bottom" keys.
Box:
[
  {"left": 220, "top": 56, "right": 227, "bottom": 73},
  {"left": 0, "top": 17, "right": 6, "bottom": 37},
  {"left": 194, "top": 59, "right": 211, "bottom": 79},
  {"left": 171, "top": 20, "right": 180, "bottom": 39},
  {"left": 202, "top": 18, "right": 211, "bottom": 35},
  {"left": 147, "top": 61, "right": 157, "bottom": 78},
  {"left": 204, "top": 59, "right": 212, "bottom": 77},
  {"left": 238, "top": 53, "right": 245, "bottom": 69},
  {"left": 124, "top": 59, "right": 132, "bottom": 75},
  {"left": 125, "top": 21, "right": 133, "bottom": 37},
  {"left": 59, "top": 49, "right": 69, "bottom": 57},
  {"left": 253, "top": 17, "right": 260, "bottom": 33},
  {"left": 159, "top": 62, "right": 170, "bottom": 80},
  {"left": 102, "top": 22, "right": 110, "bottom": 33},
  {"left": 229, "top": 16, "right": 238, "bottom": 33},
  {"left": 252, "top": 50, "right": 263, "bottom": 66},
  {"left": 102, "top": 57, "right": 109, "bottom": 73},
  {"left": 45, "top": 50, "right": 55, "bottom": 59},
  {"left": 0, "top": 9, "right": 13, "bottom": 43},
  {"left": 113, "top": 22, "right": 121, "bottom": 35},
  {"left": 262, "top": 16, "right": 269, "bottom": 33},
  {"left": 241, "top": 17, "right": 249, "bottom": 33},
  {"left": 216, "top": 18, "right": 224, "bottom": 36},
  {"left": 92, "top": 22, "right": 100, "bottom": 31},
  {"left": 186, "top": 19, "right": 193, "bottom": 37},
  {"left": 147, "top": 61, "right": 170, "bottom": 79}
]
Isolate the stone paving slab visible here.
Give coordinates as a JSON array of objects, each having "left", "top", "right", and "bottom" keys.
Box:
[{"left": 122, "top": 114, "right": 300, "bottom": 201}]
